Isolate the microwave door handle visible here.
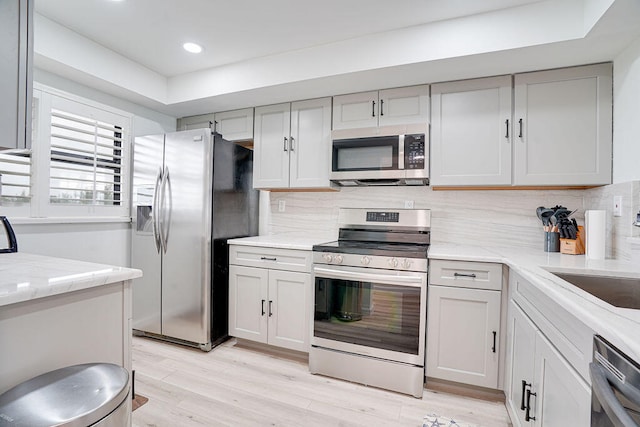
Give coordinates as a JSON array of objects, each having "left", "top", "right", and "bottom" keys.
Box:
[
  {"left": 590, "top": 363, "right": 639, "bottom": 427},
  {"left": 313, "top": 267, "right": 424, "bottom": 287}
]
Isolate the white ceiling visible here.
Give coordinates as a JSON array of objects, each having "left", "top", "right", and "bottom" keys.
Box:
[
  {"left": 35, "top": 0, "right": 544, "bottom": 77},
  {"left": 32, "top": 0, "right": 640, "bottom": 117}
]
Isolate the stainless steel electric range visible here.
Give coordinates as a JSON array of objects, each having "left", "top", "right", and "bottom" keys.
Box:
[{"left": 309, "top": 208, "right": 430, "bottom": 398}]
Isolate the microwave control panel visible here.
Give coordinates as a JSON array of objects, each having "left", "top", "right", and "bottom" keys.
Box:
[{"left": 404, "top": 134, "right": 425, "bottom": 170}]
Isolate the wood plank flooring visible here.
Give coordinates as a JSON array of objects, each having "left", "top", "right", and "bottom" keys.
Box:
[{"left": 131, "top": 336, "right": 512, "bottom": 427}]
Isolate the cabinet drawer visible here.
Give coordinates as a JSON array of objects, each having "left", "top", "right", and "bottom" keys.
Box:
[
  {"left": 429, "top": 260, "right": 503, "bottom": 290},
  {"left": 229, "top": 245, "right": 312, "bottom": 273}
]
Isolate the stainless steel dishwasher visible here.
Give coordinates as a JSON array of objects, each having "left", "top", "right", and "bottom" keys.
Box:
[{"left": 590, "top": 335, "right": 640, "bottom": 426}]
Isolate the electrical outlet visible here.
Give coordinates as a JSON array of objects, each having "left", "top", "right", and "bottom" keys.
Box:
[
  {"left": 613, "top": 196, "right": 622, "bottom": 217},
  {"left": 278, "top": 200, "right": 286, "bottom": 212},
  {"left": 404, "top": 200, "right": 414, "bottom": 209}
]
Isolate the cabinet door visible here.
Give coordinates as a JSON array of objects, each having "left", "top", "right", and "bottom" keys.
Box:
[
  {"left": 513, "top": 64, "right": 612, "bottom": 186},
  {"left": 214, "top": 108, "right": 254, "bottom": 141},
  {"left": 253, "top": 103, "right": 291, "bottom": 188},
  {"left": 289, "top": 98, "right": 332, "bottom": 189},
  {"left": 177, "top": 113, "right": 214, "bottom": 131},
  {"left": 0, "top": 0, "right": 32, "bottom": 150},
  {"left": 506, "top": 301, "right": 537, "bottom": 427},
  {"left": 378, "top": 85, "right": 429, "bottom": 127},
  {"left": 426, "top": 285, "right": 501, "bottom": 388},
  {"left": 531, "top": 332, "right": 591, "bottom": 427},
  {"left": 332, "top": 91, "right": 378, "bottom": 130},
  {"left": 228, "top": 265, "right": 268, "bottom": 344},
  {"left": 267, "top": 270, "right": 310, "bottom": 352},
  {"left": 431, "top": 76, "right": 512, "bottom": 186}
]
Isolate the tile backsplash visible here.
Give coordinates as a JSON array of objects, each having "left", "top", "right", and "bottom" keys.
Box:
[{"left": 263, "top": 181, "right": 640, "bottom": 261}]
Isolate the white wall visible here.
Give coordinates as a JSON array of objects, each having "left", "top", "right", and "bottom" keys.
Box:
[
  {"left": 265, "top": 187, "right": 585, "bottom": 252},
  {"left": 613, "top": 34, "right": 640, "bottom": 183},
  {"left": 12, "top": 222, "right": 130, "bottom": 266}
]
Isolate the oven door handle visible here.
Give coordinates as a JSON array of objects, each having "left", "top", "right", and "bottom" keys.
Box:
[
  {"left": 313, "top": 267, "right": 424, "bottom": 287},
  {"left": 590, "top": 362, "right": 640, "bottom": 427}
]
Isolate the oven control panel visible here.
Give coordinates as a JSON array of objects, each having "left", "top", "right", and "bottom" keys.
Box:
[
  {"left": 313, "top": 251, "right": 428, "bottom": 273},
  {"left": 366, "top": 211, "right": 400, "bottom": 222}
]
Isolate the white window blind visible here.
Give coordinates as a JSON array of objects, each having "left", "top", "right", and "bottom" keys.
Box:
[
  {"left": 0, "top": 152, "right": 31, "bottom": 204},
  {"left": 49, "top": 109, "right": 124, "bottom": 206}
]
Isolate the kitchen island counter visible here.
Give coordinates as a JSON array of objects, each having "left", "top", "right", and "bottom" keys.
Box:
[
  {"left": 0, "top": 253, "right": 140, "bottom": 408},
  {"left": 429, "top": 243, "right": 640, "bottom": 365},
  {"left": 0, "top": 252, "right": 141, "bottom": 307}
]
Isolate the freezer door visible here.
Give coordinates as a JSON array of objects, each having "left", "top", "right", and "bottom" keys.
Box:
[
  {"left": 161, "top": 128, "right": 213, "bottom": 345},
  {"left": 131, "top": 134, "right": 164, "bottom": 334}
]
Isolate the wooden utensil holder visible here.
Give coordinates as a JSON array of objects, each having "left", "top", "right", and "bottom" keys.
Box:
[{"left": 560, "top": 225, "right": 585, "bottom": 255}]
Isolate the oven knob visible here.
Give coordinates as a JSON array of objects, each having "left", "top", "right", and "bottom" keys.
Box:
[
  {"left": 361, "top": 256, "right": 371, "bottom": 265},
  {"left": 334, "top": 255, "right": 344, "bottom": 264},
  {"left": 323, "top": 254, "right": 333, "bottom": 263},
  {"left": 388, "top": 257, "right": 399, "bottom": 268},
  {"left": 401, "top": 258, "right": 412, "bottom": 269}
]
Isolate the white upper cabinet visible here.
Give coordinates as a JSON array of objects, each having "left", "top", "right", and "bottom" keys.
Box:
[
  {"left": 177, "top": 108, "right": 254, "bottom": 142},
  {"left": 431, "top": 76, "right": 513, "bottom": 186},
  {"left": 430, "top": 64, "right": 612, "bottom": 187},
  {"left": 513, "top": 63, "right": 612, "bottom": 186},
  {"left": 214, "top": 108, "right": 254, "bottom": 141},
  {"left": 332, "top": 85, "right": 429, "bottom": 130},
  {"left": 254, "top": 103, "right": 291, "bottom": 189},
  {"left": 253, "top": 98, "right": 332, "bottom": 189},
  {"left": 0, "top": 0, "right": 32, "bottom": 150}
]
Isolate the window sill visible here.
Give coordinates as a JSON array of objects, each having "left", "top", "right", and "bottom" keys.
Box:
[{"left": 10, "top": 217, "right": 132, "bottom": 225}]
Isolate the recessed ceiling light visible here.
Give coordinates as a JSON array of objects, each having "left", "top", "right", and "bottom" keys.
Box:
[{"left": 183, "top": 42, "right": 203, "bottom": 54}]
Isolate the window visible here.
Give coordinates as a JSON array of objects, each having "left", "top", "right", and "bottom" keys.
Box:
[
  {"left": 42, "top": 92, "right": 131, "bottom": 217},
  {"left": 2, "top": 85, "right": 132, "bottom": 219},
  {"left": 0, "top": 151, "right": 31, "bottom": 204},
  {"left": 49, "top": 109, "right": 123, "bottom": 206}
]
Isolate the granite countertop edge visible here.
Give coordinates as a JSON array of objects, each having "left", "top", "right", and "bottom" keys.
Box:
[{"left": 0, "top": 253, "right": 142, "bottom": 307}]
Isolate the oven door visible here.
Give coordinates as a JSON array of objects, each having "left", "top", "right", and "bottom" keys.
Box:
[{"left": 312, "top": 264, "right": 426, "bottom": 366}]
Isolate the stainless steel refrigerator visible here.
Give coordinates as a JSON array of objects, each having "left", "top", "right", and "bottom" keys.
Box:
[{"left": 131, "top": 128, "right": 258, "bottom": 351}]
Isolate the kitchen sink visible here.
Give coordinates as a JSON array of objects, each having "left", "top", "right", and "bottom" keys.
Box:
[{"left": 551, "top": 272, "right": 640, "bottom": 310}]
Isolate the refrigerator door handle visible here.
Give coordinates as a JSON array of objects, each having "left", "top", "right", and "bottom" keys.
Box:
[
  {"left": 152, "top": 167, "right": 163, "bottom": 253},
  {"left": 161, "top": 167, "right": 172, "bottom": 254}
]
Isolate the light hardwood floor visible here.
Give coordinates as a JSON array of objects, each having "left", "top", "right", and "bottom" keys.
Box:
[{"left": 131, "top": 336, "right": 512, "bottom": 427}]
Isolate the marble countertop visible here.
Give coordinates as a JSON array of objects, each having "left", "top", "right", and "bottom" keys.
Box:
[
  {"left": 0, "top": 253, "right": 142, "bottom": 307},
  {"left": 228, "top": 232, "right": 336, "bottom": 251},
  {"left": 429, "top": 243, "right": 640, "bottom": 363}
]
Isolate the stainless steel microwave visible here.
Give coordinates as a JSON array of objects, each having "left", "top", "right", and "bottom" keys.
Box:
[{"left": 329, "top": 124, "right": 429, "bottom": 186}]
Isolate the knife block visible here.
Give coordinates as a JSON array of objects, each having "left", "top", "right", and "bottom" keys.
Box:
[{"left": 560, "top": 226, "right": 585, "bottom": 255}]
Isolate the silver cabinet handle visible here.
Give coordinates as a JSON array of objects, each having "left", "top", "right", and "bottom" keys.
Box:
[
  {"left": 454, "top": 272, "right": 477, "bottom": 278},
  {"left": 590, "top": 363, "right": 639, "bottom": 427},
  {"left": 283, "top": 137, "right": 288, "bottom": 152}
]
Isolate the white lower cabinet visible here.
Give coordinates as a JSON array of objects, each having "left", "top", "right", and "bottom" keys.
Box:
[
  {"left": 427, "top": 285, "right": 501, "bottom": 388},
  {"left": 228, "top": 246, "right": 311, "bottom": 352},
  {"left": 427, "top": 260, "right": 503, "bottom": 389},
  {"left": 506, "top": 284, "right": 591, "bottom": 426}
]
